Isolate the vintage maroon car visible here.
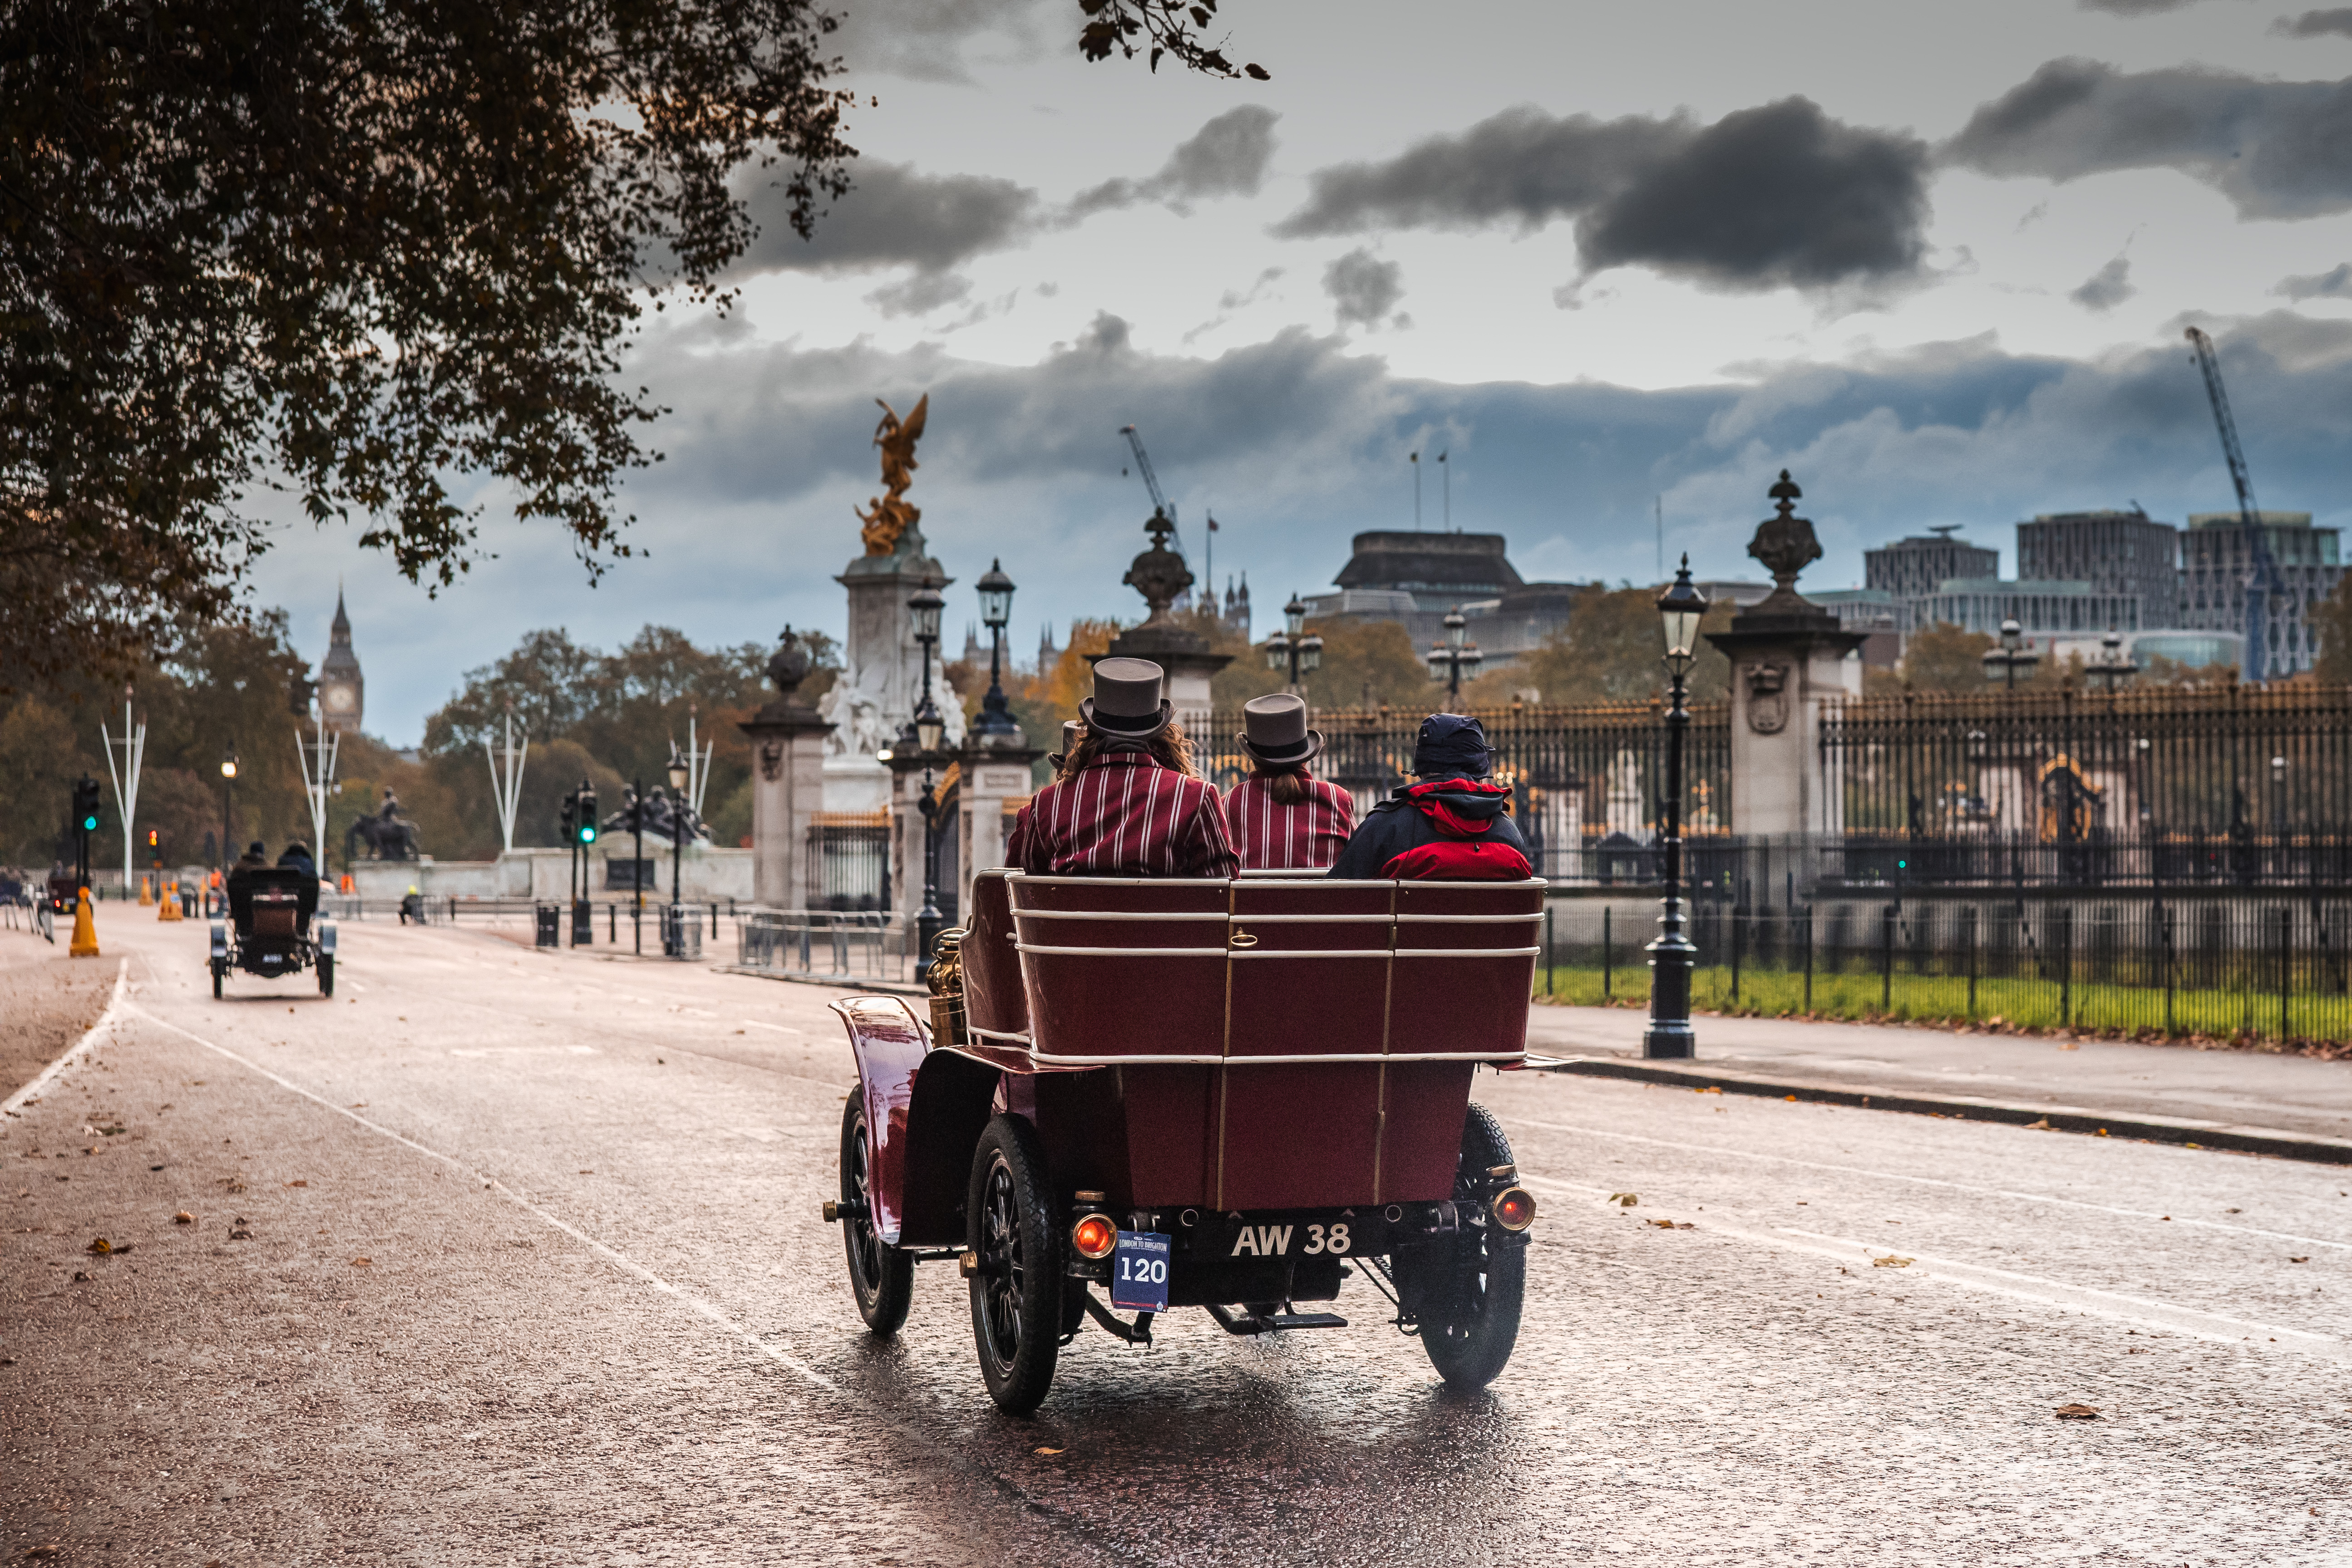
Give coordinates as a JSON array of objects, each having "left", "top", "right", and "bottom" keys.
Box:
[{"left": 823, "top": 868, "right": 1543, "bottom": 1414}]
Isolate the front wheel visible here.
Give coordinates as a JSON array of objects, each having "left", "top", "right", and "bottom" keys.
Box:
[
  {"left": 840, "top": 1095, "right": 912, "bottom": 1335},
  {"left": 1397, "top": 1102, "right": 1526, "bottom": 1390},
  {"left": 318, "top": 955, "right": 335, "bottom": 997},
  {"left": 966, "top": 1114, "right": 1062, "bottom": 1415},
  {"left": 211, "top": 960, "right": 224, "bottom": 1000}
]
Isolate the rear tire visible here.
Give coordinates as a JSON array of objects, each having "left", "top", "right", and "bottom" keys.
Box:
[
  {"left": 840, "top": 1096, "right": 912, "bottom": 1335},
  {"left": 1398, "top": 1102, "right": 1525, "bottom": 1390},
  {"left": 211, "top": 961, "right": 223, "bottom": 1000},
  {"left": 318, "top": 955, "right": 335, "bottom": 998},
  {"left": 966, "top": 1114, "right": 1061, "bottom": 1415}
]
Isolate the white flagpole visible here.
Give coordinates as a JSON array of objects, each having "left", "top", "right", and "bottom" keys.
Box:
[
  {"left": 484, "top": 707, "right": 528, "bottom": 854},
  {"left": 295, "top": 710, "right": 338, "bottom": 868}
]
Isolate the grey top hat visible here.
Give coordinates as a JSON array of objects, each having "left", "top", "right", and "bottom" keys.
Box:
[
  {"left": 1082, "top": 657, "right": 1174, "bottom": 738},
  {"left": 1047, "top": 719, "right": 1083, "bottom": 769},
  {"left": 1238, "top": 692, "right": 1323, "bottom": 767}
]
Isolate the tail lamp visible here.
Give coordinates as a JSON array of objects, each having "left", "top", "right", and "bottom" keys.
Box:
[
  {"left": 1070, "top": 1213, "right": 1119, "bottom": 1260},
  {"left": 1490, "top": 1186, "right": 1538, "bottom": 1233}
]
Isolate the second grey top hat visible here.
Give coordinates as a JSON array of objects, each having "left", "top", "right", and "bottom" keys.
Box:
[
  {"left": 1238, "top": 691, "right": 1322, "bottom": 766},
  {"left": 1083, "top": 657, "right": 1173, "bottom": 737}
]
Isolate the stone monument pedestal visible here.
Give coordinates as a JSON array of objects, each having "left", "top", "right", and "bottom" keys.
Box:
[
  {"left": 1095, "top": 508, "right": 1231, "bottom": 742},
  {"left": 820, "top": 523, "right": 962, "bottom": 809},
  {"left": 740, "top": 635, "right": 835, "bottom": 909}
]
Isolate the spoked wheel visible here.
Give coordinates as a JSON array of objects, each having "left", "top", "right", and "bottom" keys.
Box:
[
  {"left": 839, "top": 1096, "right": 912, "bottom": 1334},
  {"left": 1397, "top": 1102, "right": 1526, "bottom": 1390},
  {"left": 966, "top": 1114, "right": 1062, "bottom": 1415}
]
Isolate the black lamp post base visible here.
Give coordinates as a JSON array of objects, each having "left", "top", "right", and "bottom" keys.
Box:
[{"left": 1641, "top": 1021, "right": 1696, "bottom": 1059}]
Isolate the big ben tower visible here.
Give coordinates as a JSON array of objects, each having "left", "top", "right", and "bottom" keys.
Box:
[{"left": 319, "top": 587, "right": 365, "bottom": 734}]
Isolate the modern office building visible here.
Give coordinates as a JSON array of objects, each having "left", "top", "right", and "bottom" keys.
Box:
[
  {"left": 1864, "top": 528, "right": 2000, "bottom": 601},
  {"left": 1909, "top": 578, "right": 2144, "bottom": 642},
  {"left": 2177, "top": 512, "right": 2341, "bottom": 676},
  {"left": 2016, "top": 509, "right": 2180, "bottom": 628},
  {"left": 1809, "top": 588, "right": 1906, "bottom": 666}
]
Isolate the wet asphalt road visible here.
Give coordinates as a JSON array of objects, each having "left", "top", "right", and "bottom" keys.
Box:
[{"left": 5, "top": 910, "right": 2351, "bottom": 1566}]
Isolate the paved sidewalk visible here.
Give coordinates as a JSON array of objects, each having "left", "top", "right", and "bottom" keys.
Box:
[{"left": 1525, "top": 1003, "right": 2352, "bottom": 1156}]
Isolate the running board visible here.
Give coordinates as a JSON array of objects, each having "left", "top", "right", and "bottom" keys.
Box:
[{"left": 1204, "top": 1304, "right": 1348, "bottom": 1336}]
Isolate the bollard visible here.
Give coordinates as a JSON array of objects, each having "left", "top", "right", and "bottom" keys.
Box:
[{"left": 69, "top": 888, "right": 100, "bottom": 958}]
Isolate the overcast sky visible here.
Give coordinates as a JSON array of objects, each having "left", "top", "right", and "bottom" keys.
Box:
[{"left": 251, "top": 0, "right": 2352, "bottom": 743}]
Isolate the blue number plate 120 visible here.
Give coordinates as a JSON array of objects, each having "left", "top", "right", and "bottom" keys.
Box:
[{"left": 1110, "top": 1230, "right": 1171, "bottom": 1312}]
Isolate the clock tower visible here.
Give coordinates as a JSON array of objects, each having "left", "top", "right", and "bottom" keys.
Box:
[{"left": 319, "top": 587, "right": 365, "bottom": 735}]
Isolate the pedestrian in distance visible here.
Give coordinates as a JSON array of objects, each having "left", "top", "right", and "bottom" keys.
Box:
[
  {"left": 1016, "top": 658, "right": 1238, "bottom": 879},
  {"left": 1326, "top": 713, "right": 1534, "bottom": 880},
  {"left": 1223, "top": 693, "right": 1354, "bottom": 871},
  {"left": 399, "top": 884, "right": 423, "bottom": 924}
]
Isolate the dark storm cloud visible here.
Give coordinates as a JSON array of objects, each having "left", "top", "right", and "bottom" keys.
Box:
[
  {"left": 1274, "top": 99, "right": 1930, "bottom": 292},
  {"left": 731, "top": 159, "right": 1038, "bottom": 278},
  {"left": 2077, "top": 0, "right": 2197, "bottom": 12},
  {"left": 1323, "top": 249, "right": 1405, "bottom": 329},
  {"left": 2277, "top": 261, "right": 2352, "bottom": 298},
  {"left": 1945, "top": 59, "right": 2352, "bottom": 219},
  {"left": 829, "top": 0, "right": 1055, "bottom": 83},
  {"left": 2275, "top": 8, "right": 2352, "bottom": 36},
  {"left": 2071, "top": 256, "right": 2136, "bottom": 310},
  {"left": 1066, "top": 106, "right": 1281, "bottom": 217}
]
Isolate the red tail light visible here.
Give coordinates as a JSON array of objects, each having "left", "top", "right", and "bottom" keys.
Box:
[
  {"left": 1491, "top": 1186, "right": 1537, "bottom": 1233},
  {"left": 1070, "top": 1213, "right": 1118, "bottom": 1259}
]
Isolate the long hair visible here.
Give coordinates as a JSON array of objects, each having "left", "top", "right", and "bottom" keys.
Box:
[
  {"left": 1064, "top": 719, "right": 1198, "bottom": 779},
  {"left": 1252, "top": 762, "right": 1312, "bottom": 805}
]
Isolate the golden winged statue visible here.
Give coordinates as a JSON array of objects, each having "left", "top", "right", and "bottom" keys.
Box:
[{"left": 858, "top": 394, "right": 929, "bottom": 556}]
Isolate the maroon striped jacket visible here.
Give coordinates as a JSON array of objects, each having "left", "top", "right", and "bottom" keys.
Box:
[
  {"left": 1016, "top": 754, "right": 1239, "bottom": 878},
  {"left": 1222, "top": 773, "right": 1356, "bottom": 872}
]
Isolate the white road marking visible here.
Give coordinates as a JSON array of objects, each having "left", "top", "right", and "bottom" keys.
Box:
[
  {"left": 3, "top": 959, "right": 128, "bottom": 1117},
  {"left": 123, "top": 1004, "right": 834, "bottom": 1392},
  {"left": 448, "top": 1046, "right": 601, "bottom": 1058},
  {"left": 739, "top": 1021, "right": 805, "bottom": 1035},
  {"left": 1502, "top": 1113, "right": 2352, "bottom": 1252}
]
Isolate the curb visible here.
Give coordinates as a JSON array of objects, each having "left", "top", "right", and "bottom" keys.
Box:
[
  {"left": 1531, "top": 1055, "right": 2352, "bottom": 1166},
  {"left": 714, "top": 965, "right": 926, "bottom": 998}
]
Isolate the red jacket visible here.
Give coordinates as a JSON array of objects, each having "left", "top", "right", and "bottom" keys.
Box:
[
  {"left": 1016, "top": 753, "right": 1239, "bottom": 878},
  {"left": 1222, "top": 773, "right": 1356, "bottom": 871}
]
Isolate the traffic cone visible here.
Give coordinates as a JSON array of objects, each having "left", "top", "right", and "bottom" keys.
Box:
[
  {"left": 69, "top": 888, "right": 101, "bottom": 957},
  {"left": 138, "top": 876, "right": 154, "bottom": 906},
  {"left": 158, "top": 884, "right": 182, "bottom": 922}
]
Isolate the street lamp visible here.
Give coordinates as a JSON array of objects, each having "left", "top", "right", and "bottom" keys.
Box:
[
  {"left": 1262, "top": 592, "right": 1321, "bottom": 692},
  {"left": 1427, "top": 605, "right": 1483, "bottom": 707},
  {"left": 665, "top": 746, "right": 690, "bottom": 952},
  {"left": 1981, "top": 617, "right": 2040, "bottom": 690},
  {"left": 2087, "top": 628, "right": 2138, "bottom": 694},
  {"left": 218, "top": 747, "right": 238, "bottom": 899},
  {"left": 1644, "top": 556, "right": 1708, "bottom": 1061},
  {"left": 974, "top": 559, "right": 1020, "bottom": 737}
]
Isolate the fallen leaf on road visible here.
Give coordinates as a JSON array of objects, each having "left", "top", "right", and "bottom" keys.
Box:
[
  {"left": 2095, "top": 1129, "right": 2109, "bottom": 1138},
  {"left": 86, "top": 1237, "right": 110, "bottom": 1255},
  {"left": 1033, "top": 1446, "right": 1065, "bottom": 1456},
  {"left": 25, "top": 1543, "right": 60, "bottom": 1558},
  {"left": 173, "top": 1211, "right": 194, "bottom": 1225},
  {"left": 71, "top": 1271, "right": 90, "bottom": 1282},
  {"left": 2054, "top": 1404, "right": 2099, "bottom": 1420},
  {"left": 2290, "top": 1256, "right": 2310, "bottom": 1263},
  {"left": 1695, "top": 1086, "right": 1721, "bottom": 1095},
  {"left": 1873, "top": 1255, "right": 1913, "bottom": 1268},
  {"left": 578, "top": 1169, "right": 594, "bottom": 1175},
  {"left": 1648, "top": 1218, "right": 1683, "bottom": 1230},
  {"left": 2025, "top": 1118, "right": 2052, "bottom": 1130},
  {"left": 351, "top": 1257, "right": 372, "bottom": 1267},
  {"left": 349, "top": 1103, "right": 366, "bottom": 1109},
  {"left": 229, "top": 1228, "right": 251, "bottom": 1240},
  {"left": 285, "top": 1180, "right": 308, "bottom": 1188},
  {"left": 1607, "top": 1193, "right": 1638, "bottom": 1207},
  {"left": 2060, "top": 1042, "right": 2080, "bottom": 1051}
]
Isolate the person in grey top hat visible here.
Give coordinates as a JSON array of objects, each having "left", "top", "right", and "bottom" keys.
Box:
[
  {"left": 1017, "top": 658, "right": 1237, "bottom": 877},
  {"left": 1223, "top": 693, "right": 1355, "bottom": 870}
]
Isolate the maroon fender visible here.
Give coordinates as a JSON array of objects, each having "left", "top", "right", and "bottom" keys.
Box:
[{"left": 829, "top": 994, "right": 1007, "bottom": 1249}]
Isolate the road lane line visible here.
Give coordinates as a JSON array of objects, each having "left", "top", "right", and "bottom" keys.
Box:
[
  {"left": 1565, "top": 1188, "right": 2352, "bottom": 1361},
  {"left": 739, "top": 1021, "right": 805, "bottom": 1035},
  {"left": 122, "top": 1002, "right": 837, "bottom": 1392},
  {"left": 3, "top": 958, "right": 128, "bottom": 1116},
  {"left": 1499, "top": 1113, "right": 2352, "bottom": 1252}
]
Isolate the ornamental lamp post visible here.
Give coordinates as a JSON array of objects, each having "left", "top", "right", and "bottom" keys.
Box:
[
  {"left": 1981, "top": 617, "right": 2039, "bottom": 690},
  {"left": 1262, "top": 592, "right": 1321, "bottom": 692},
  {"left": 1643, "top": 557, "right": 1708, "bottom": 1060},
  {"left": 218, "top": 748, "right": 238, "bottom": 901},
  {"left": 905, "top": 584, "right": 945, "bottom": 744},
  {"left": 974, "top": 559, "right": 1020, "bottom": 737},
  {"left": 1427, "top": 605, "right": 1483, "bottom": 708},
  {"left": 665, "top": 746, "right": 690, "bottom": 952},
  {"left": 912, "top": 695, "right": 948, "bottom": 983},
  {"left": 2087, "top": 628, "right": 2138, "bottom": 694}
]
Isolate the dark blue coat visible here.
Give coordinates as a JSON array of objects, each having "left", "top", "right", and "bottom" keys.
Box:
[{"left": 1327, "top": 777, "right": 1533, "bottom": 880}]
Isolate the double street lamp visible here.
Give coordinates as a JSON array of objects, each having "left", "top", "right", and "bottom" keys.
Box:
[
  {"left": 974, "top": 560, "right": 1020, "bottom": 736},
  {"left": 1427, "top": 606, "right": 1483, "bottom": 707},
  {"left": 1981, "top": 617, "right": 2040, "bottom": 690},
  {"left": 2086, "top": 628, "right": 2138, "bottom": 693},
  {"left": 1644, "top": 558, "right": 1707, "bottom": 1061},
  {"left": 665, "top": 746, "right": 690, "bottom": 955},
  {"left": 1262, "top": 593, "right": 1322, "bottom": 693}
]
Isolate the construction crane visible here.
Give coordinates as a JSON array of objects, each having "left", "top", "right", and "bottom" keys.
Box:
[
  {"left": 1118, "top": 424, "right": 1188, "bottom": 561},
  {"left": 2186, "top": 325, "right": 2283, "bottom": 682}
]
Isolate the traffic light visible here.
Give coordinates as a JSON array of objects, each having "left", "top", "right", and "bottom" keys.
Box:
[
  {"left": 74, "top": 777, "right": 101, "bottom": 835},
  {"left": 147, "top": 828, "right": 159, "bottom": 851},
  {"left": 559, "top": 792, "right": 577, "bottom": 844},
  {"left": 577, "top": 784, "right": 599, "bottom": 843}
]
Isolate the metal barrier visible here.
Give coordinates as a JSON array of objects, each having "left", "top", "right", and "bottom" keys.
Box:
[{"left": 735, "top": 909, "right": 915, "bottom": 985}]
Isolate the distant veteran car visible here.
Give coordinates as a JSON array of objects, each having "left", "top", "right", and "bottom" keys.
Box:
[
  {"left": 823, "top": 867, "right": 1543, "bottom": 1414},
  {"left": 211, "top": 867, "right": 334, "bottom": 999}
]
